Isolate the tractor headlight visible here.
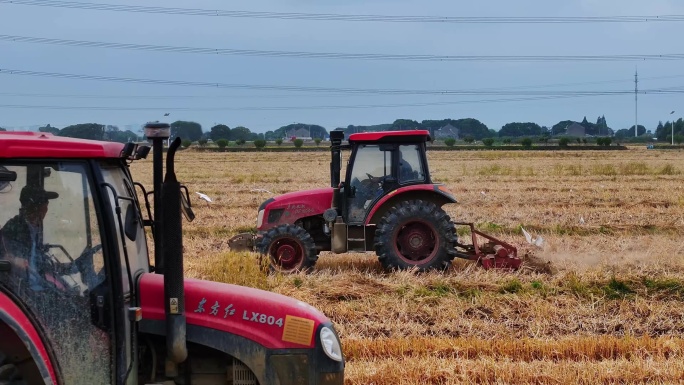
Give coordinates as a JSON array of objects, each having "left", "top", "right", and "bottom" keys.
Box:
[
  {"left": 320, "top": 327, "right": 343, "bottom": 362},
  {"left": 257, "top": 209, "right": 265, "bottom": 228}
]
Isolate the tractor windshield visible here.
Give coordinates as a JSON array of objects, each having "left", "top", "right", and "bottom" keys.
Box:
[{"left": 0, "top": 161, "right": 112, "bottom": 384}]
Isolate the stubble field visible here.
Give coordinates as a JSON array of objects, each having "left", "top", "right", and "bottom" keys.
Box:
[{"left": 131, "top": 147, "right": 684, "bottom": 385}]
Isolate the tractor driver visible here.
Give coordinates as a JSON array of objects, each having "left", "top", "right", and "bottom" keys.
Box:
[{"left": 0, "top": 185, "right": 61, "bottom": 291}]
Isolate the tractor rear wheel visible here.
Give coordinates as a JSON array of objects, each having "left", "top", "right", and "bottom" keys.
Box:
[
  {"left": 0, "top": 351, "right": 26, "bottom": 385},
  {"left": 257, "top": 224, "right": 318, "bottom": 274},
  {"left": 374, "top": 200, "right": 457, "bottom": 272}
]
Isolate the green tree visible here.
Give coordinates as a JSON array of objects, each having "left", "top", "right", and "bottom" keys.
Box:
[
  {"left": 521, "top": 137, "right": 533, "bottom": 148},
  {"left": 210, "top": 124, "right": 231, "bottom": 141},
  {"left": 58, "top": 123, "right": 105, "bottom": 140},
  {"left": 559, "top": 137, "right": 570, "bottom": 147},
  {"left": 444, "top": 138, "right": 456, "bottom": 147},
  {"left": 463, "top": 136, "right": 475, "bottom": 144},
  {"left": 181, "top": 139, "right": 191, "bottom": 148},
  {"left": 391, "top": 119, "right": 422, "bottom": 131},
  {"left": 615, "top": 125, "right": 647, "bottom": 138},
  {"left": 674, "top": 135, "right": 684, "bottom": 145},
  {"left": 171, "top": 121, "right": 203, "bottom": 141},
  {"left": 254, "top": 139, "right": 266, "bottom": 149},
  {"left": 39, "top": 124, "right": 60, "bottom": 135},
  {"left": 421, "top": 118, "right": 491, "bottom": 139},
  {"left": 236, "top": 138, "right": 246, "bottom": 146},
  {"left": 314, "top": 138, "right": 322, "bottom": 146},
  {"left": 293, "top": 139, "right": 304, "bottom": 148},
  {"left": 229, "top": 126, "right": 252, "bottom": 142},
  {"left": 482, "top": 138, "right": 495, "bottom": 147},
  {"left": 502, "top": 138, "right": 512, "bottom": 144},
  {"left": 500, "top": 122, "right": 543, "bottom": 137},
  {"left": 198, "top": 138, "right": 208, "bottom": 147},
  {"left": 275, "top": 138, "right": 283, "bottom": 146},
  {"left": 216, "top": 139, "right": 228, "bottom": 149}
]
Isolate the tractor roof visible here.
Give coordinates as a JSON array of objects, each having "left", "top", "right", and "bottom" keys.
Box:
[
  {"left": 0, "top": 131, "right": 126, "bottom": 159},
  {"left": 347, "top": 130, "right": 431, "bottom": 144}
]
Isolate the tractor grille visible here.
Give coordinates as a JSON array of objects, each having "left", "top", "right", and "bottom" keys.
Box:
[{"left": 233, "top": 358, "right": 258, "bottom": 385}]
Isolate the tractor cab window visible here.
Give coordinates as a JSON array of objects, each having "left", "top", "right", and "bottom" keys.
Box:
[
  {"left": 347, "top": 145, "right": 391, "bottom": 223},
  {"left": 0, "top": 162, "right": 112, "bottom": 384},
  {"left": 397, "top": 144, "right": 425, "bottom": 184}
]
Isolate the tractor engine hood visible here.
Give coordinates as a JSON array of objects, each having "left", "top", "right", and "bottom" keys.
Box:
[
  {"left": 138, "top": 273, "right": 331, "bottom": 349},
  {"left": 257, "top": 187, "right": 333, "bottom": 230}
]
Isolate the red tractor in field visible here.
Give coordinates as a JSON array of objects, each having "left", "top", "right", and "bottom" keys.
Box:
[
  {"left": 230, "top": 130, "right": 520, "bottom": 273},
  {"left": 0, "top": 124, "right": 344, "bottom": 384}
]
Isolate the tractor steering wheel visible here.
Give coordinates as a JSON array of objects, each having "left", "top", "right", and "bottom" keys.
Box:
[{"left": 366, "top": 173, "right": 384, "bottom": 184}]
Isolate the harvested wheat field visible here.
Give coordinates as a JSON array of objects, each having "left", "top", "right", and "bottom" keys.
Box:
[{"left": 131, "top": 147, "right": 684, "bottom": 385}]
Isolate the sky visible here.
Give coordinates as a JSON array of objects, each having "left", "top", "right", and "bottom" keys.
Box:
[{"left": 0, "top": 0, "right": 683, "bottom": 134}]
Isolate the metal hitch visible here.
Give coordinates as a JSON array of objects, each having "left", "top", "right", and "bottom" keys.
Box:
[{"left": 452, "top": 222, "right": 521, "bottom": 270}]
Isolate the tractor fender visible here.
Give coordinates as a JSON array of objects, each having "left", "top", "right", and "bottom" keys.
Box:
[
  {"left": 0, "top": 291, "right": 57, "bottom": 385},
  {"left": 365, "top": 184, "right": 457, "bottom": 225}
]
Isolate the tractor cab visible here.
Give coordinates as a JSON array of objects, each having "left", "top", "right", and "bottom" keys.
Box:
[
  {"left": 0, "top": 128, "right": 344, "bottom": 385},
  {"left": 342, "top": 130, "right": 432, "bottom": 224}
]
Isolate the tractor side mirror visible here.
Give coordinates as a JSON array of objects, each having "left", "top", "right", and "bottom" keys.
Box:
[
  {"left": 180, "top": 185, "right": 195, "bottom": 222},
  {"left": 0, "top": 167, "right": 16, "bottom": 182},
  {"left": 0, "top": 167, "right": 16, "bottom": 192}
]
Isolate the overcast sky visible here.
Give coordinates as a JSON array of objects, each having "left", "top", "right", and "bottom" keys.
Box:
[{"left": 1, "top": 0, "right": 683, "bottom": 133}]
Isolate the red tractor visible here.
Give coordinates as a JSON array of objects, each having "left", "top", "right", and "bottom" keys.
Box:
[
  {"left": 0, "top": 124, "right": 344, "bottom": 384},
  {"left": 230, "top": 130, "right": 520, "bottom": 273}
]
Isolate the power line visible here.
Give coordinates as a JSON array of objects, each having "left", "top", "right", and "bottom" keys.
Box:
[
  {"left": 2, "top": 73, "right": 682, "bottom": 100},
  {"left": 0, "top": 67, "right": 650, "bottom": 96},
  {"left": 1, "top": 34, "right": 683, "bottom": 63},
  {"left": 2, "top": 0, "right": 684, "bottom": 24},
  {"left": 0, "top": 95, "right": 621, "bottom": 112},
  {"left": 2, "top": 67, "right": 684, "bottom": 97}
]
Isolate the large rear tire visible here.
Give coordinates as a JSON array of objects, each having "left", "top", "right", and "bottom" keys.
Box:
[
  {"left": 257, "top": 224, "right": 318, "bottom": 274},
  {"left": 374, "top": 200, "right": 457, "bottom": 272}
]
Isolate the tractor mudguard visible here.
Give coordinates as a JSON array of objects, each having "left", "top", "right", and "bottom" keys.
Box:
[
  {"left": 0, "top": 292, "right": 57, "bottom": 385},
  {"left": 365, "top": 184, "right": 457, "bottom": 225},
  {"left": 256, "top": 188, "right": 334, "bottom": 231}
]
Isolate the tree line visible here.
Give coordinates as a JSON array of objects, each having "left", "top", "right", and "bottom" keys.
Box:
[{"left": 4, "top": 115, "right": 682, "bottom": 143}]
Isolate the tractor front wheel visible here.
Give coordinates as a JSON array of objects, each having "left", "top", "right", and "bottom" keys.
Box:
[
  {"left": 257, "top": 224, "right": 318, "bottom": 274},
  {"left": 374, "top": 200, "right": 457, "bottom": 272}
]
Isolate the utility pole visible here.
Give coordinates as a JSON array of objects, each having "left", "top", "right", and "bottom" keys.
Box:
[{"left": 634, "top": 68, "right": 639, "bottom": 138}]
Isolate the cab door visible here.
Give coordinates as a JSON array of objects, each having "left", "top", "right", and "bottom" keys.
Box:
[
  {"left": 345, "top": 144, "right": 394, "bottom": 224},
  {"left": 0, "top": 162, "right": 114, "bottom": 384}
]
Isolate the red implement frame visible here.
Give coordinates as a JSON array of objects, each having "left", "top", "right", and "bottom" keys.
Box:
[{"left": 453, "top": 222, "right": 521, "bottom": 270}]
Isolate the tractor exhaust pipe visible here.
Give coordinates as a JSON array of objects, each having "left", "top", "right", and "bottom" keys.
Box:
[
  {"left": 330, "top": 130, "right": 344, "bottom": 189},
  {"left": 161, "top": 136, "right": 188, "bottom": 364}
]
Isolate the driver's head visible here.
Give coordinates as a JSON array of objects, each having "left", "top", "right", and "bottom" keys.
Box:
[{"left": 20, "top": 185, "right": 59, "bottom": 221}]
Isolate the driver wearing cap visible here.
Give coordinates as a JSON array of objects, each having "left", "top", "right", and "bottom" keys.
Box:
[{"left": 1, "top": 185, "right": 59, "bottom": 290}]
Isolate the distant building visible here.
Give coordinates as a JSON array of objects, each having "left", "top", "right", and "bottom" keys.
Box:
[
  {"left": 434, "top": 123, "right": 460, "bottom": 139},
  {"left": 565, "top": 122, "right": 586, "bottom": 137}
]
